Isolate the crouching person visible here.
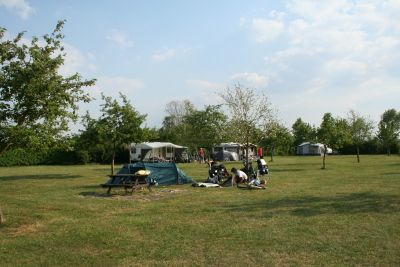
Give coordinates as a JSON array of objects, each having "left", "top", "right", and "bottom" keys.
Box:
[{"left": 231, "top": 167, "right": 248, "bottom": 187}]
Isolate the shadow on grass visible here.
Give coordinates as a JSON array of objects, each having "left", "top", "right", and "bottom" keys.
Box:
[
  {"left": 269, "top": 168, "right": 307, "bottom": 172},
  {"left": 0, "top": 174, "right": 82, "bottom": 181},
  {"left": 79, "top": 191, "right": 113, "bottom": 198},
  {"left": 78, "top": 184, "right": 103, "bottom": 189},
  {"left": 223, "top": 192, "right": 400, "bottom": 217},
  {"left": 382, "top": 172, "right": 400, "bottom": 176}
]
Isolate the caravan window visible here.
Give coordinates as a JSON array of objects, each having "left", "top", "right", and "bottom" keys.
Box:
[
  {"left": 226, "top": 147, "right": 238, "bottom": 153},
  {"left": 214, "top": 147, "right": 222, "bottom": 152},
  {"left": 166, "top": 146, "right": 173, "bottom": 153},
  {"left": 131, "top": 147, "right": 137, "bottom": 153}
]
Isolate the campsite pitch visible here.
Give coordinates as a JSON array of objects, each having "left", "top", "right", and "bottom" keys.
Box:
[{"left": 0, "top": 155, "right": 399, "bottom": 266}]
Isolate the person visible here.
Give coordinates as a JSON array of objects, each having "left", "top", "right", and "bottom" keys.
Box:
[
  {"left": 241, "top": 160, "right": 256, "bottom": 179},
  {"left": 247, "top": 176, "right": 267, "bottom": 189},
  {"left": 231, "top": 167, "right": 248, "bottom": 187},
  {"left": 256, "top": 157, "right": 269, "bottom": 177},
  {"left": 207, "top": 161, "right": 230, "bottom": 184},
  {"left": 198, "top": 148, "right": 205, "bottom": 163}
]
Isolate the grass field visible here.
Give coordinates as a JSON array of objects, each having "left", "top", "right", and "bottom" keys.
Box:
[{"left": 0, "top": 155, "right": 399, "bottom": 266}]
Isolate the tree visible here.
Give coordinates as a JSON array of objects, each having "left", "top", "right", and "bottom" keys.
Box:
[
  {"left": 98, "top": 93, "right": 146, "bottom": 173},
  {"left": 219, "top": 83, "right": 274, "bottom": 164},
  {"left": 183, "top": 105, "right": 227, "bottom": 153},
  {"left": 292, "top": 118, "right": 317, "bottom": 146},
  {"left": 261, "top": 122, "right": 293, "bottom": 161},
  {"left": 377, "top": 108, "right": 400, "bottom": 156},
  {"left": 347, "top": 110, "right": 374, "bottom": 163},
  {"left": 159, "top": 100, "right": 194, "bottom": 144},
  {"left": 0, "top": 21, "right": 95, "bottom": 153},
  {"left": 318, "top": 113, "right": 351, "bottom": 169},
  {"left": 165, "top": 100, "right": 194, "bottom": 126},
  {"left": 74, "top": 112, "right": 107, "bottom": 163}
]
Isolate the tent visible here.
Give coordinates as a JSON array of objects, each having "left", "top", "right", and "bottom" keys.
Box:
[{"left": 103, "top": 162, "right": 193, "bottom": 186}]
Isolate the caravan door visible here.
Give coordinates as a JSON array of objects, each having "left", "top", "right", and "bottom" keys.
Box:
[
  {"left": 165, "top": 146, "right": 174, "bottom": 161},
  {"left": 130, "top": 144, "right": 141, "bottom": 162}
]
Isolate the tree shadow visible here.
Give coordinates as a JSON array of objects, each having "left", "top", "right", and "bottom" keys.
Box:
[
  {"left": 382, "top": 172, "right": 400, "bottom": 176},
  {"left": 222, "top": 192, "right": 400, "bottom": 217},
  {"left": 0, "top": 174, "right": 83, "bottom": 181},
  {"left": 269, "top": 168, "right": 307, "bottom": 172},
  {"left": 79, "top": 191, "right": 113, "bottom": 198}
]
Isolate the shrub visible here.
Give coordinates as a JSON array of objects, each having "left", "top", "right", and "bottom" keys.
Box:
[{"left": 0, "top": 148, "right": 47, "bottom": 166}]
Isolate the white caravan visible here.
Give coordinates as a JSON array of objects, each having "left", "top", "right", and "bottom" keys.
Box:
[{"left": 130, "top": 142, "right": 188, "bottom": 162}]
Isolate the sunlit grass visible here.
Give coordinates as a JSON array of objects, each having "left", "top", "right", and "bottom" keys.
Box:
[{"left": 0, "top": 155, "right": 399, "bottom": 266}]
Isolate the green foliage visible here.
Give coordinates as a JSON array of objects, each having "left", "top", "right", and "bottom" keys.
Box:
[
  {"left": 347, "top": 110, "right": 374, "bottom": 162},
  {"left": 378, "top": 108, "right": 400, "bottom": 155},
  {"left": 219, "top": 83, "right": 275, "bottom": 160},
  {"left": 261, "top": 121, "right": 294, "bottom": 159},
  {"left": 0, "top": 148, "right": 46, "bottom": 166},
  {"left": 98, "top": 93, "right": 146, "bottom": 163},
  {"left": 159, "top": 100, "right": 195, "bottom": 145},
  {"left": 0, "top": 21, "right": 95, "bottom": 154},
  {"left": 318, "top": 113, "right": 351, "bottom": 151},
  {"left": 75, "top": 94, "right": 146, "bottom": 164},
  {"left": 159, "top": 101, "right": 227, "bottom": 153},
  {"left": 0, "top": 147, "right": 83, "bottom": 166},
  {"left": 292, "top": 118, "right": 317, "bottom": 146},
  {"left": 182, "top": 105, "right": 227, "bottom": 152}
]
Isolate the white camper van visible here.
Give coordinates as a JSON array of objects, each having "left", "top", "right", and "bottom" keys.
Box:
[{"left": 130, "top": 142, "right": 188, "bottom": 162}]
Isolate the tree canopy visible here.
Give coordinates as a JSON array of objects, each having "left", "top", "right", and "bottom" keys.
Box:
[
  {"left": 0, "top": 21, "right": 95, "bottom": 153},
  {"left": 378, "top": 108, "right": 400, "bottom": 156},
  {"left": 219, "top": 83, "right": 275, "bottom": 162},
  {"left": 347, "top": 110, "right": 374, "bottom": 162}
]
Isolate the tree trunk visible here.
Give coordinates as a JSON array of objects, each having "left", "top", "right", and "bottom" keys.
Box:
[
  {"left": 270, "top": 145, "right": 274, "bottom": 162},
  {"left": 111, "top": 142, "right": 116, "bottom": 175},
  {"left": 245, "top": 132, "right": 249, "bottom": 169},
  {"left": 322, "top": 144, "right": 327, "bottom": 169},
  {"left": 356, "top": 146, "right": 360, "bottom": 163}
]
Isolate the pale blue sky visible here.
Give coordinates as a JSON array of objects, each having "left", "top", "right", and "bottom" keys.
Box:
[{"left": 1, "top": 0, "right": 399, "bottom": 131}]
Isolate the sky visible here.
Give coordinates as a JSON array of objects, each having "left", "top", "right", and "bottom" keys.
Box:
[{"left": 1, "top": 0, "right": 399, "bottom": 132}]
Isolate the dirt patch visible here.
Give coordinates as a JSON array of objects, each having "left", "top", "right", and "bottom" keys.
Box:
[{"left": 10, "top": 221, "right": 44, "bottom": 236}]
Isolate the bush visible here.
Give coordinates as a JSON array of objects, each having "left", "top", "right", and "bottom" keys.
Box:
[{"left": 0, "top": 148, "right": 48, "bottom": 166}]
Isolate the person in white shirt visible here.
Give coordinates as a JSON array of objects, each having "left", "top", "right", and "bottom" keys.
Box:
[
  {"left": 256, "top": 157, "right": 269, "bottom": 177},
  {"left": 231, "top": 167, "right": 248, "bottom": 187}
]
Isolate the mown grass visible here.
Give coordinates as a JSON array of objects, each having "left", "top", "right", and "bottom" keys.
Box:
[{"left": 0, "top": 155, "right": 399, "bottom": 266}]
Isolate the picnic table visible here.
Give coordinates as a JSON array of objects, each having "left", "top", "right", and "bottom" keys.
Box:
[{"left": 101, "top": 173, "right": 151, "bottom": 194}]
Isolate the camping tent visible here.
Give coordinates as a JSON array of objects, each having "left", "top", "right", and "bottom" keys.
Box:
[{"left": 103, "top": 162, "right": 192, "bottom": 186}]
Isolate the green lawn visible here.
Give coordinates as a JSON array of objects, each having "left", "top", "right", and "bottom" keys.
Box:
[{"left": 0, "top": 155, "right": 399, "bottom": 266}]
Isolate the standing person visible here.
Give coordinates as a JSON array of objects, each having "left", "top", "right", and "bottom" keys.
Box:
[
  {"left": 231, "top": 167, "right": 248, "bottom": 187},
  {"left": 258, "top": 147, "right": 263, "bottom": 158},
  {"left": 198, "top": 147, "right": 205, "bottom": 163}
]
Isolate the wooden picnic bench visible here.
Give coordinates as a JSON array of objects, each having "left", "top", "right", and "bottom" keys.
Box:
[{"left": 101, "top": 173, "right": 151, "bottom": 194}]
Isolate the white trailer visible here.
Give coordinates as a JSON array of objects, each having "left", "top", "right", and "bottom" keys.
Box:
[
  {"left": 212, "top": 142, "right": 258, "bottom": 161},
  {"left": 130, "top": 142, "right": 188, "bottom": 162}
]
